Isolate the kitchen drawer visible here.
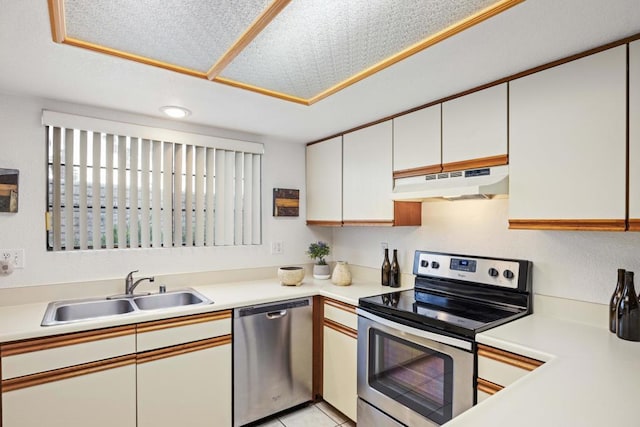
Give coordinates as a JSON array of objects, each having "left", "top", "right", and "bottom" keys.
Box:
[
  {"left": 136, "top": 311, "right": 231, "bottom": 352},
  {"left": 323, "top": 299, "right": 357, "bottom": 330},
  {"left": 1, "top": 325, "right": 136, "bottom": 379},
  {"left": 477, "top": 344, "right": 543, "bottom": 388}
]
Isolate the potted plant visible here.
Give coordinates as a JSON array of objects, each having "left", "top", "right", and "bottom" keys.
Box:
[{"left": 307, "top": 241, "right": 331, "bottom": 279}]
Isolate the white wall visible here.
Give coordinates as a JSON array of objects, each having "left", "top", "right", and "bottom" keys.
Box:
[
  {"left": 0, "top": 93, "right": 331, "bottom": 288},
  {"left": 332, "top": 198, "right": 640, "bottom": 305}
]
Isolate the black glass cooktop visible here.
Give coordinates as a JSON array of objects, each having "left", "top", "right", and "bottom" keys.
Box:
[{"left": 359, "top": 288, "right": 527, "bottom": 339}]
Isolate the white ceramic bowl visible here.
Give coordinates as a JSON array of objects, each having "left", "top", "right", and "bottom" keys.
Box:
[{"left": 278, "top": 267, "right": 305, "bottom": 286}]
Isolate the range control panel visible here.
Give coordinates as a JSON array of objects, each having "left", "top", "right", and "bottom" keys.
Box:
[{"left": 413, "top": 251, "right": 524, "bottom": 289}]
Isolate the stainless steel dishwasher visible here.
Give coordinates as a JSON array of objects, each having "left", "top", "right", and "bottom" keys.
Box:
[{"left": 233, "top": 297, "right": 313, "bottom": 426}]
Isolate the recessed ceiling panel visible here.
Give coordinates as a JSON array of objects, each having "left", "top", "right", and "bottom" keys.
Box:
[
  {"left": 63, "top": 0, "right": 272, "bottom": 73},
  {"left": 220, "top": 0, "right": 501, "bottom": 100}
]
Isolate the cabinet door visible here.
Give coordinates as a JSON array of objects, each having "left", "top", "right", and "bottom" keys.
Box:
[
  {"left": 343, "top": 121, "right": 394, "bottom": 223},
  {"left": 509, "top": 46, "right": 627, "bottom": 230},
  {"left": 442, "top": 83, "right": 508, "bottom": 171},
  {"left": 2, "top": 359, "right": 136, "bottom": 427},
  {"left": 393, "top": 105, "right": 442, "bottom": 177},
  {"left": 323, "top": 325, "right": 357, "bottom": 422},
  {"left": 137, "top": 338, "right": 232, "bottom": 427},
  {"left": 306, "top": 136, "right": 342, "bottom": 225},
  {"left": 630, "top": 40, "right": 640, "bottom": 229}
]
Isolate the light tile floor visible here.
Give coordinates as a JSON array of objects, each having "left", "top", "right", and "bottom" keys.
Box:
[{"left": 254, "top": 401, "right": 356, "bottom": 427}]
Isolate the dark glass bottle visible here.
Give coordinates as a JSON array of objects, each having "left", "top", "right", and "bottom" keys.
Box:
[
  {"left": 390, "top": 249, "right": 400, "bottom": 288},
  {"left": 616, "top": 271, "right": 640, "bottom": 342},
  {"left": 609, "top": 269, "right": 625, "bottom": 333},
  {"left": 381, "top": 249, "right": 391, "bottom": 286}
]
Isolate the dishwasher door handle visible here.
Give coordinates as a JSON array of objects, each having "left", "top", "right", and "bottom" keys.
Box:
[{"left": 266, "top": 310, "right": 287, "bottom": 319}]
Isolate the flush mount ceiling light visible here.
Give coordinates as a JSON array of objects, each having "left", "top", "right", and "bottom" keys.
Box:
[
  {"left": 160, "top": 106, "right": 191, "bottom": 119},
  {"left": 48, "top": 0, "right": 524, "bottom": 105}
]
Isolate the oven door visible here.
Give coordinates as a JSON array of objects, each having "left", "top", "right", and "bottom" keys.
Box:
[{"left": 357, "top": 309, "right": 474, "bottom": 427}]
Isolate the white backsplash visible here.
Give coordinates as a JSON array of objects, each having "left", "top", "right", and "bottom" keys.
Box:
[{"left": 331, "top": 198, "right": 640, "bottom": 305}]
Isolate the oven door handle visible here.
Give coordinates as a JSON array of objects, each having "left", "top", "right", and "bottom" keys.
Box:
[{"left": 356, "top": 308, "right": 473, "bottom": 351}]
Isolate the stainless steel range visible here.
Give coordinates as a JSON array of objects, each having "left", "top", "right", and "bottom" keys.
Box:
[{"left": 357, "top": 250, "right": 532, "bottom": 426}]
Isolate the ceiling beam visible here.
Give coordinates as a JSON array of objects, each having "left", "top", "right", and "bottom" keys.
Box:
[{"left": 206, "top": 0, "right": 291, "bottom": 80}]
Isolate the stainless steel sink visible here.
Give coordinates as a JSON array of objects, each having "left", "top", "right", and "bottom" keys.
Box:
[
  {"left": 41, "top": 289, "right": 212, "bottom": 326},
  {"left": 133, "top": 290, "right": 210, "bottom": 310},
  {"left": 42, "top": 298, "right": 136, "bottom": 326}
]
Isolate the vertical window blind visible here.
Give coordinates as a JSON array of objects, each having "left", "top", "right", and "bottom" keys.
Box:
[{"left": 43, "top": 111, "right": 263, "bottom": 251}]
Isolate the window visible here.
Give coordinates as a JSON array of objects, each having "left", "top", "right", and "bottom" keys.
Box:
[{"left": 44, "top": 111, "right": 262, "bottom": 251}]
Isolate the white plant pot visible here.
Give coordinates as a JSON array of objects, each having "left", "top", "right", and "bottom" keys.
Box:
[{"left": 313, "top": 264, "right": 331, "bottom": 280}]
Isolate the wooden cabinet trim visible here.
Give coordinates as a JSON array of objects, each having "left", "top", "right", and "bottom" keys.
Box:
[
  {"left": 441, "top": 154, "right": 508, "bottom": 173},
  {"left": 324, "top": 318, "right": 357, "bottom": 339},
  {"left": 508, "top": 219, "right": 626, "bottom": 231},
  {"left": 342, "top": 220, "right": 394, "bottom": 227},
  {"left": 628, "top": 219, "right": 640, "bottom": 231},
  {"left": 393, "top": 164, "right": 442, "bottom": 179},
  {"left": 394, "top": 201, "right": 422, "bottom": 226},
  {"left": 476, "top": 377, "right": 504, "bottom": 395},
  {"left": 1, "top": 354, "right": 136, "bottom": 393},
  {"left": 313, "top": 295, "right": 324, "bottom": 400},
  {"left": 136, "top": 335, "right": 231, "bottom": 364},
  {"left": 136, "top": 310, "right": 231, "bottom": 334},
  {"left": 324, "top": 298, "right": 357, "bottom": 314},
  {"left": 0, "top": 325, "right": 136, "bottom": 357},
  {"left": 477, "top": 344, "right": 544, "bottom": 371},
  {"left": 306, "top": 220, "right": 343, "bottom": 227}
]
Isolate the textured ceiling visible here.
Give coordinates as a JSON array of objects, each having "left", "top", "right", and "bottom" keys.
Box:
[
  {"left": 53, "top": 0, "right": 518, "bottom": 103},
  {"left": 1, "top": 0, "right": 639, "bottom": 143},
  {"left": 220, "top": 0, "right": 498, "bottom": 100},
  {"left": 64, "top": 0, "right": 271, "bottom": 73}
]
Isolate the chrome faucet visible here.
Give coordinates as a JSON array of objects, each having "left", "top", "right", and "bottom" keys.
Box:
[{"left": 125, "top": 270, "right": 155, "bottom": 295}]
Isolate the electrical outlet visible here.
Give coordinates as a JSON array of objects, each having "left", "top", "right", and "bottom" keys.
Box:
[
  {"left": 0, "top": 249, "right": 24, "bottom": 268},
  {"left": 271, "top": 241, "right": 284, "bottom": 255}
]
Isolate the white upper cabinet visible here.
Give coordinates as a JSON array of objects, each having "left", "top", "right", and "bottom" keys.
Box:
[
  {"left": 306, "top": 136, "right": 342, "bottom": 225},
  {"left": 393, "top": 105, "right": 442, "bottom": 175},
  {"left": 343, "top": 121, "right": 394, "bottom": 223},
  {"left": 442, "top": 83, "right": 508, "bottom": 171},
  {"left": 629, "top": 40, "right": 640, "bottom": 230},
  {"left": 509, "top": 46, "right": 627, "bottom": 230}
]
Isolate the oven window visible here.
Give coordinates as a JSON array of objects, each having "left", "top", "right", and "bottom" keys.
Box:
[{"left": 368, "top": 329, "right": 453, "bottom": 424}]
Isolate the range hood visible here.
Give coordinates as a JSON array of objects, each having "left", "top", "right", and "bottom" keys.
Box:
[{"left": 392, "top": 165, "right": 509, "bottom": 201}]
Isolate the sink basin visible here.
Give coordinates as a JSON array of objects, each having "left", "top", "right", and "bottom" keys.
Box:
[
  {"left": 42, "top": 298, "right": 136, "bottom": 326},
  {"left": 134, "top": 290, "right": 210, "bottom": 310},
  {"left": 41, "top": 288, "right": 213, "bottom": 326}
]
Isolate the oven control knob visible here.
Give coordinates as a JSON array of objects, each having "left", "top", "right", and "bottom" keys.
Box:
[
  {"left": 431, "top": 261, "right": 440, "bottom": 269},
  {"left": 503, "top": 269, "right": 515, "bottom": 280},
  {"left": 488, "top": 268, "right": 499, "bottom": 277},
  {"left": 421, "top": 260, "right": 429, "bottom": 268}
]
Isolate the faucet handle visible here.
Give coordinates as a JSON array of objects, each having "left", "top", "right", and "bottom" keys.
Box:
[{"left": 126, "top": 270, "right": 139, "bottom": 279}]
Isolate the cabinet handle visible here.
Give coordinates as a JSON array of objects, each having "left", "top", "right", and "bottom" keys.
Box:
[{"left": 266, "top": 310, "right": 287, "bottom": 319}]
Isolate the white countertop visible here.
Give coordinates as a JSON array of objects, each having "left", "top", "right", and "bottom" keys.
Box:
[
  {"left": 0, "top": 276, "right": 411, "bottom": 342},
  {"left": 445, "top": 314, "right": 640, "bottom": 427}
]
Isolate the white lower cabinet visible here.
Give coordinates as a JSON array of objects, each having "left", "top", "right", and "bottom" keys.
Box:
[
  {"left": 0, "top": 311, "right": 232, "bottom": 427},
  {"left": 2, "top": 362, "right": 137, "bottom": 427},
  {"left": 136, "top": 311, "right": 233, "bottom": 427},
  {"left": 137, "top": 339, "right": 232, "bottom": 427},
  {"left": 0, "top": 326, "right": 138, "bottom": 427},
  {"left": 322, "top": 299, "right": 357, "bottom": 422}
]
